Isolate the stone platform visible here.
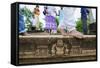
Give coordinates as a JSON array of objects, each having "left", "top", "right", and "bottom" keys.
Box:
[{"left": 19, "top": 35, "right": 96, "bottom": 64}]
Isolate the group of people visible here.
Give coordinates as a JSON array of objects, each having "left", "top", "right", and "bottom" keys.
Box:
[{"left": 19, "top": 5, "right": 94, "bottom": 39}]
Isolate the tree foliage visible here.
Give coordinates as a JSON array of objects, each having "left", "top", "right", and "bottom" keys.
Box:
[{"left": 19, "top": 7, "right": 33, "bottom": 31}]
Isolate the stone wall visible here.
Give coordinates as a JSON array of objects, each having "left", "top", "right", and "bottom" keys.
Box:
[{"left": 19, "top": 35, "right": 96, "bottom": 64}]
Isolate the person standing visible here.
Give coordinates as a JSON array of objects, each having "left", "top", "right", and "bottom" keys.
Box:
[
  {"left": 44, "top": 6, "right": 57, "bottom": 34},
  {"left": 81, "top": 7, "right": 89, "bottom": 34},
  {"left": 33, "top": 5, "right": 40, "bottom": 30},
  {"left": 58, "top": 7, "right": 83, "bottom": 39}
]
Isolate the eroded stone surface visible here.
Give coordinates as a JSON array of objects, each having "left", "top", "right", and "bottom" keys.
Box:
[{"left": 19, "top": 35, "right": 96, "bottom": 64}]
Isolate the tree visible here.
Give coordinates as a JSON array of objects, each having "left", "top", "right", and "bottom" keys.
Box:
[
  {"left": 76, "top": 18, "right": 83, "bottom": 32},
  {"left": 19, "top": 6, "right": 33, "bottom": 31}
]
